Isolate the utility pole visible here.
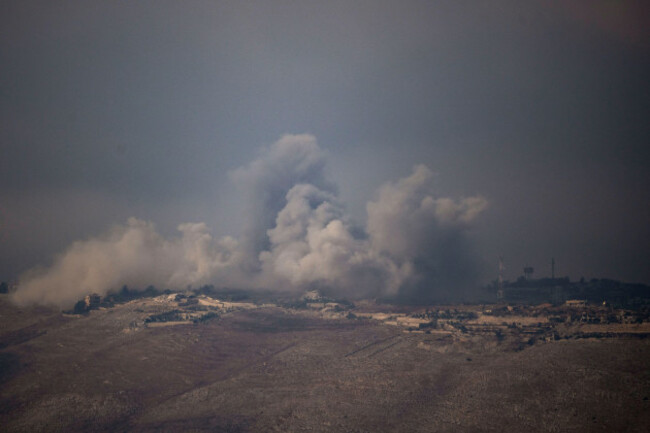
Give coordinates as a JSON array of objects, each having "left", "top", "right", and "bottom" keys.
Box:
[
  {"left": 551, "top": 257, "right": 555, "bottom": 280},
  {"left": 497, "top": 256, "right": 504, "bottom": 300}
]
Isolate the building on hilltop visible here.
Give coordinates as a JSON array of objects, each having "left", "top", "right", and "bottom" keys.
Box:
[{"left": 84, "top": 293, "right": 101, "bottom": 309}]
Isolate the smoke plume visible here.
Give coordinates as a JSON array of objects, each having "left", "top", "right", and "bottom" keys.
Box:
[
  {"left": 367, "top": 165, "right": 488, "bottom": 301},
  {"left": 13, "top": 134, "right": 487, "bottom": 307}
]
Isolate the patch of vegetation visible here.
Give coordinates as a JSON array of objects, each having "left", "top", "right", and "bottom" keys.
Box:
[
  {"left": 280, "top": 299, "right": 310, "bottom": 310},
  {"left": 194, "top": 312, "right": 219, "bottom": 324},
  {"left": 332, "top": 298, "right": 355, "bottom": 308},
  {"left": 419, "top": 320, "right": 437, "bottom": 329},
  {"left": 145, "top": 310, "right": 186, "bottom": 323},
  {"left": 71, "top": 299, "right": 89, "bottom": 315},
  {"left": 185, "top": 304, "right": 209, "bottom": 312},
  {"left": 179, "top": 296, "right": 199, "bottom": 306},
  {"left": 101, "top": 285, "right": 169, "bottom": 307},
  {"left": 450, "top": 322, "right": 468, "bottom": 333}
]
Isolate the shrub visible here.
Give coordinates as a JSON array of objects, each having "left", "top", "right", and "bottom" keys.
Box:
[
  {"left": 194, "top": 312, "right": 219, "bottom": 324},
  {"left": 145, "top": 310, "right": 185, "bottom": 323}
]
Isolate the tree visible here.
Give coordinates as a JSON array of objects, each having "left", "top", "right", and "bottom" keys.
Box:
[{"left": 73, "top": 299, "right": 88, "bottom": 314}]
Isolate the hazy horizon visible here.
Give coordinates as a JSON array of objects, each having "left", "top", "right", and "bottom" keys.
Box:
[{"left": 2, "top": 1, "right": 649, "bottom": 301}]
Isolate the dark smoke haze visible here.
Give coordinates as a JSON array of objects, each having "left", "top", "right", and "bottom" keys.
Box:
[
  {"left": 2, "top": 1, "right": 649, "bottom": 303},
  {"left": 13, "top": 135, "right": 487, "bottom": 307}
]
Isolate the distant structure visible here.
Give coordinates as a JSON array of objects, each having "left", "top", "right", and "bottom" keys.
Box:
[
  {"left": 523, "top": 266, "right": 534, "bottom": 280},
  {"left": 72, "top": 293, "right": 102, "bottom": 314},
  {"left": 84, "top": 294, "right": 101, "bottom": 309},
  {"left": 0, "top": 280, "right": 18, "bottom": 294},
  {"left": 551, "top": 258, "right": 555, "bottom": 280},
  {"left": 487, "top": 262, "right": 650, "bottom": 308},
  {"left": 302, "top": 290, "right": 322, "bottom": 301},
  {"left": 496, "top": 256, "right": 505, "bottom": 300},
  {"left": 565, "top": 299, "right": 586, "bottom": 307}
]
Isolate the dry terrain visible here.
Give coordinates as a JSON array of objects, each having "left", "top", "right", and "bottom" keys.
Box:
[{"left": 1, "top": 292, "right": 649, "bottom": 432}]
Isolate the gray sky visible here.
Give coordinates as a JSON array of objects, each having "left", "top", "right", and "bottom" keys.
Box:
[{"left": 2, "top": 0, "right": 649, "bottom": 286}]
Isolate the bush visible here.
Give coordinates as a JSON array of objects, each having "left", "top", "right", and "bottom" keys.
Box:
[
  {"left": 194, "top": 312, "right": 219, "bottom": 324},
  {"left": 73, "top": 300, "right": 88, "bottom": 314},
  {"left": 145, "top": 310, "right": 185, "bottom": 323}
]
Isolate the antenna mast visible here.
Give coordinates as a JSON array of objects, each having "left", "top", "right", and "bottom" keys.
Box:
[
  {"left": 497, "top": 256, "right": 504, "bottom": 300},
  {"left": 552, "top": 257, "right": 555, "bottom": 280}
]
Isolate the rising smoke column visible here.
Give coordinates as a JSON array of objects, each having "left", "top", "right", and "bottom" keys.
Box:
[
  {"left": 229, "top": 134, "right": 333, "bottom": 272},
  {"left": 367, "top": 164, "right": 488, "bottom": 301},
  {"left": 13, "top": 134, "right": 487, "bottom": 307},
  {"left": 230, "top": 134, "right": 404, "bottom": 297},
  {"left": 259, "top": 183, "right": 406, "bottom": 298}
]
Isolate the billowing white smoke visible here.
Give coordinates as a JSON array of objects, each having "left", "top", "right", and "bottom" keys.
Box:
[
  {"left": 259, "top": 183, "right": 407, "bottom": 297},
  {"left": 13, "top": 219, "right": 241, "bottom": 307},
  {"left": 13, "top": 134, "right": 487, "bottom": 307},
  {"left": 229, "top": 134, "right": 332, "bottom": 270},
  {"left": 367, "top": 165, "right": 488, "bottom": 299}
]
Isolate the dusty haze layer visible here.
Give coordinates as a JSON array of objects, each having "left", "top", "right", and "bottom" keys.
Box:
[
  {"left": 2, "top": 1, "right": 649, "bottom": 289},
  {"left": 13, "top": 134, "right": 487, "bottom": 308}
]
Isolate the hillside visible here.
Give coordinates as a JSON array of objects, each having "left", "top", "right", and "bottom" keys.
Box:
[{"left": 1, "top": 293, "right": 649, "bottom": 432}]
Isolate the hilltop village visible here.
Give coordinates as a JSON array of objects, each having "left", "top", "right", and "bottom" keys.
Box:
[
  {"left": 2, "top": 282, "right": 649, "bottom": 432},
  {"left": 57, "top": 283, "right": 650, "bottom": 349}
]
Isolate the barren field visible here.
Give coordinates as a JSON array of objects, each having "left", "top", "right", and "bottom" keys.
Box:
[{"left": 1, "top": 293, "right": 649, "bottom": 432}]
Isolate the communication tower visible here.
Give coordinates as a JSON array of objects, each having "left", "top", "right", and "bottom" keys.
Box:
[
  {"left": 551, "top": 257, "right": 555, "bottom": 280},
  {"left": 523, "top": 266, "right": 534, "bottom": 280},
  {"left": 497, "top": 256, "right": 505, "bottom": 300}
]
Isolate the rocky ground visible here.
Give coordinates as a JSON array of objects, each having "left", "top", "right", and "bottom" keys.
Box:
[{"left": 1, "top": 293, "right": 649, "bottom": 432}]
